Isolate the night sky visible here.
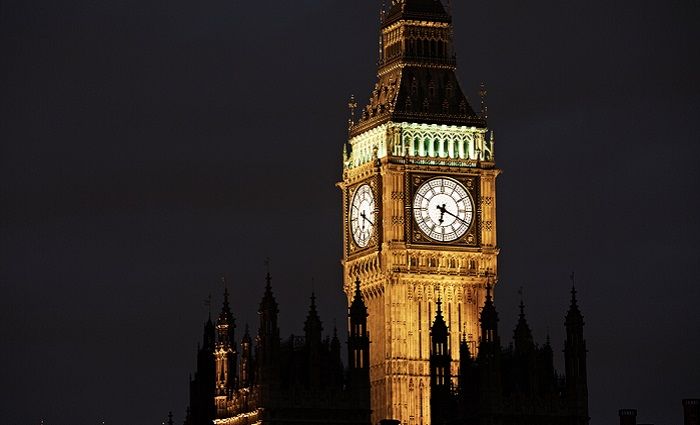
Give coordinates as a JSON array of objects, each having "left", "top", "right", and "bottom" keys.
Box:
[{"left": 1, "top": 1, "right": 698, "bottom": 424}]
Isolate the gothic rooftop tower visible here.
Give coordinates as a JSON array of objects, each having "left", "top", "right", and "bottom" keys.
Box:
[
  {"left": 350, "top": 0, "right": 485, "bottom": 138},
  {"left": 341, "top": 0, "right": 499, "bottom": 422}
]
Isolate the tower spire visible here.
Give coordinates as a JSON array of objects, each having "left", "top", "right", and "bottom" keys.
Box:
[
  {"left": 564, "top": 273, "right": 588, "bottom": 420},
  {"left": 214, "top": 281, "right": 237, "bottom": 400},
  {"left": 348, "top": 277, "right": 369, "bottom": 389},
  {"left": 350, "top": 0, "right": 484, "bottom": 139},
  {"left": 430, "top": 296, "right": 452, "bottom": 424}
]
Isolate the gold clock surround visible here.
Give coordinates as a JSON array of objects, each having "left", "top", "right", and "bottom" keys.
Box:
[
  {"left": 346, "top": 178, "right": 380, "bottom": 257},
  {"left": 407, "top": 173, "right": 480, "bottom": 247}
]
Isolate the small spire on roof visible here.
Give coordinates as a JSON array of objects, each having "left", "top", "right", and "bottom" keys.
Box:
[{"left": 479, "top": 82, "right": 488, "bottom": 120}]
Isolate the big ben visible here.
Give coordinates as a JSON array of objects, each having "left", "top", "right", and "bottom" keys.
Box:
[{"left": 339, "top": 1, "right": 499, "bottom": 424}]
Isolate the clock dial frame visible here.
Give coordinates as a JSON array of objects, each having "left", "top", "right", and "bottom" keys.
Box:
[
  {"left": 408, "top": 174, "right": 480, "bottom": 246},
  {"left": 350, "top": 183, "right": 376, "bottom": 249}
]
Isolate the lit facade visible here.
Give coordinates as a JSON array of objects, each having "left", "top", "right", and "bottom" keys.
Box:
[{"left": 339, "top": 1, "right": 498, "bottom": 423}]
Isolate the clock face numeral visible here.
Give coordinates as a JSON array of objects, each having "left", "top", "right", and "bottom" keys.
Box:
[
  {"left": 413, "top": 177, "right": 474, "bottom": 242},
  {"left": 350, "top": 184, "right": 376, "bottom": 248}
]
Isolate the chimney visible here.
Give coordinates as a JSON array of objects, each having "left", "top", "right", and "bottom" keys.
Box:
[
  {"left": 619, "top": 409, "right": 637, "bottom": 425},
  {"left": 684, "top": 399, "right": 700, "bottom": 425}
]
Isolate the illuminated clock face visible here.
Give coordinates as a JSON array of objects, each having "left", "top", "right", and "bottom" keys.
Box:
[
  {"left": 350, "top": 184, "right": 376, "bottom": 248},
  {"left": 413, "top": 177, "right": 474, "bottom": 242}
]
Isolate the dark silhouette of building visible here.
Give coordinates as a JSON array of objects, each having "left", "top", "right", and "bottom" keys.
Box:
[
  {"left": 186, "top": 312, "right": 216, "bottom": 425},
  {"left": 685, "top": 399, "right": 700, "bottom": 425},
  {"left": 617, "top": 400, "right": 700, "bottom": 425},
  {"left": 429, "top": 283, "right": 590, "bottom": 425},
  {"left": 184, "top": 274, "right": 371, "bottom": 425},
  {"left": 184, "top": 2, "right": 595, "bottom": 424}
]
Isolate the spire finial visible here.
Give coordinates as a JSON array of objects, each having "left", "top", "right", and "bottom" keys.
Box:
[
  {"left": 479, "top": 82, "right": 488, "bottom": 120},
  {"left": 570, "top": 271, "right": 578, "bottom": 303},
  {"left": 518, "top": 285, "right": 525, "bottom": 316},
  {"left": 264, "top": 258, "right": 272, "bottom": 289},
  {"left": 436, "top": 297, "right": 443, "bottom": 314}
]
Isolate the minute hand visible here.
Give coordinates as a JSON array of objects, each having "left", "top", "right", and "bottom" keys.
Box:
[
  {"left": 436, "top": 204, "right": 469, "bottom": 225},
  {"left": 360, "top": 211, "right": 374, "bottom": 226}
]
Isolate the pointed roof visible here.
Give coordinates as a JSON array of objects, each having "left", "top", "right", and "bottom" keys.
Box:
[
  {"left": 349, "top": 0, "right": 484, "bottom": 137},
  {"left": 431, "top": 298, "right": 449, "bottom": 340},
  {"left": 513, "top": 300, "right": 534, "bottom": 350},
  {"left": 304, "top": 292, "right": 323, "bottom": 336},
  {"left": 565, "top": 284, "right": 584, "bottom": 327},
  {"left": 241, "top": 323, "right": 251, "bottom": 344},
  {"left": 259, "top": 272, "right": 279, "bottom": 315},
  {"left": 480, "top": 283, "right": 499, "bottom": 331},
  {"left": 217, "top": 286, "right": 233, "bottom": 326},
  {"left": 459, "top": 335, "right": 472, "bottom": 361},
  {"left": 383, "top": 0, "right": 451, "bottom": 26},
  {"left": 349, "top": 277, "right": 368, "bottom": 318}
]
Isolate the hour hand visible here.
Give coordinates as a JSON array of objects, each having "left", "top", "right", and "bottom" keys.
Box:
[{"left": 436, "top": 204, "right": 447, "bottom": 224}]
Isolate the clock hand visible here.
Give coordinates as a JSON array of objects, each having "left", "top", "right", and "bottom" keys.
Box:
[
  {"left": 436, "top": 204, "right": 446, "bottom": 224},
  {"left": 360, "top": 210, "right": 374, "bottom": 226},
  {"left": 436, "top": 204, "right": 469, "bottom": 225}
]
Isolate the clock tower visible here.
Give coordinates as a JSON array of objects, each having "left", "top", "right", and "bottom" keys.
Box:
[{"left": 339, "top": 1, "right": 499, "bottom": 424}]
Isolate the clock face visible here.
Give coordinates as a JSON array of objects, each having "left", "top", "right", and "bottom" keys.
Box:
[
  {"left": 350, "top": 184, "right": 376, "bottom": 248},
  {"left": 413, "top": 177, "right": 474, "bottom": 242}
]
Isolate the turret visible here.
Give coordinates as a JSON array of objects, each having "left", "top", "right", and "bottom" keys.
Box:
[
  {"left": 536, "top": 331, "right": 556, "bottom": 394},
  {"left": 239, "top": 324, "right": 253, "bottom": 388},
  {"left": 214, "top": 287, "right": 237, "bottom": 417},
  {"left": 215, "top": 287, "right": 237, "bottom": 396},
  {"left": 256, "top": 272, "right": 280, "bottom": 386},
  {"left": 187, "top": 316, "right": 216, "bottom": 425},
  {"left": 430, "top": 298, "right": 452, "bottom": 425},
  {"left": 479, "top": 283, "right": 500, "bottom": 349},
  {"left": 477, "top": 283, "right": 501, "bottom": 410},
  {"left": 347, "top": 278, "right": 369, "bottom": 389},
  {"left": 304, "top": 292, "right": 323, "bottom": 388},
  {"left": 565, "top": 281, "right": 589, "bottom": 424},
  {"left": 512, "top": 299, "right": 536, "bottom": 394}
]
